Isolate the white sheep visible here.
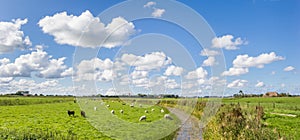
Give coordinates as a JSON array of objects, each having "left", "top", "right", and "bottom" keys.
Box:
[
  {"left": 107, "top": 105, "right": 110, "bottom": 107},
  {"left": 145, "top": 110, "right": 148, "bottom": 113},
  {"left": 111, "top": 110, "right": 115, "bottom": 115},
  {"left": 94, "top": 107, "right": 97, "bottom": 111},
  {"left": 120, "top": 110, "right": 124, "bottom": 114},
  {"left": 130, "top": 104, "right": 134, "bottom": 107},
  {"left": 151, "top": 108, "right": 155, "bottom": 112},
  {"left": 164, "top": 114, "right": 173, "bottom": 120},
  {"left": 161, "top": 109, "right": 164, "bottom": 113},
  {"left": 139, "top": 115, "right": 146, "bottom": 121}
]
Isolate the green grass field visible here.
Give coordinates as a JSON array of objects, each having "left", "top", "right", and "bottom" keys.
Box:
[
  {"left": 222, "top": 97, "right": 300, "bottom": 139},
  {"left": 1, "top": 96, "right": 299, "bottom": 139},
  {"left": 0, "top": 97, "right": 180, "bottom": 140}
]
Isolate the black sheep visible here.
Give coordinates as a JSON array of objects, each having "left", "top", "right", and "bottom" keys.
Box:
[
  {"left": 67, "top": 110, "right": 75, "bottom": 116},
  {"left": 81, "top": 111, "right": 86, "bottom": 117}
]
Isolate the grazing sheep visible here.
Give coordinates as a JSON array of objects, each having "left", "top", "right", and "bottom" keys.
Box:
[
  {"left": 81, "top": 111, "right": 86, "bottom": 117},
  {"left": 107, "top": 105, "right": 110, "bottom": 107},
  {"left": 94, "top": 107, "right": 97, "bottom": 111},
  {"left": 130, "top": 104, "right": 134, "bottom": 107},
  {"left": 145, "top": 110, "right": 148, "bottom": 113},
  {"left": 67, "top": 110, "right": 75, "bottom": 116},
  {"left": 161, "top": 109, "right": 164, "bottom": 113},
  {"left": 111, "top": 110, "right": 115, "bottom": 115},
  {"left": 139, "top": 115, "right": 146, "bottom": 121},
  {"left": 164, "top": 114, "right": 173, "bottom": 120},
  {"left": 151, "top": 109, "right": 155, "bottom": 112},
  {"left": 120, "top": 110, "right": 124, "bottom": 114}
]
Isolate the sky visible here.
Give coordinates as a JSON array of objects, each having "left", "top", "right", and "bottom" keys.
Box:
[{"left": 0, "top": 0, "right": 299, "bottom": 96}]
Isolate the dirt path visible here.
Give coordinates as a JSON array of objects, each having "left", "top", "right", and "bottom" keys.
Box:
[{"left": 167, "top": 107, "right": 203, "bottom": 140}]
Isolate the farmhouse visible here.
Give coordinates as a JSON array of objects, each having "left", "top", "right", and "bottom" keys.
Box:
[{"left": 263, "top": 92, "right": 279, "bottom": 97}]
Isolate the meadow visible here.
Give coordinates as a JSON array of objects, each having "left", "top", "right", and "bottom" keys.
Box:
[
  {"left": 159, "top": 97, "right": 300, "bottom": 139},
  {"left": 0, "top": 96, "right": 180, "bottom": 140},
  {"left": 0, "top": 96, "right": 299, "bottom": 139}
]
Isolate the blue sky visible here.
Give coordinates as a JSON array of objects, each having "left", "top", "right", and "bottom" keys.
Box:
[{"left": 0, "top": 0, "right": 299, "bottom": 96}]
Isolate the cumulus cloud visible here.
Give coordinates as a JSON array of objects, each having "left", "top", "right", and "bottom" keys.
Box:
[
  {"left": 38, "top": 10, "right": 136, "bottom": 48},
  {"left": 232, "top": 52, "right": 284, "bottom": 68},
  {"left": 223, "top": 52, "right": 284, "bottom": 76},
  {"left": 0, "top": 18, "right": 31, "bottom": 53},
  {"left": 185, "top": 67, "right": 208, "bottom": 80},
  {"left": 152, "top": 8, "right": 165, "bottom": 18},
  {"left": 212, "top": 35, "right": 247, "bottom": 50},
  {"left": 0, "top": 47, "right": 71, "bottom": 78},
  {"left": 143, "top": 1, "right": 165, "bottom": 18},
  {"left": 75, "top": 58, "right": 115, "bottom": 81},
  {"left": 283, "top": 66, "right": 295, "bottom": 72},
  {"left": 120, "top": 52, "right": 171, "bottom": 71},
  {"left": 164, "top": 65, "right": 184, "bottom": 76},
  {"left": 202, "top": 56, "right": 216, "bottom": 66},
  {"left": 144, "top": 1, "right": 156, "bottom": 8},
  {"left": 227, "top": 79, "right": 248, "bottom": 88},
  {"left": 200, "top": 49, "right": 220, "bottom": 56},
  {"left": 255, "top": 81, "right": 265, "bottom": 87},
  {"left": 222, "top": 67, "right": 249, "bottom": 76}
]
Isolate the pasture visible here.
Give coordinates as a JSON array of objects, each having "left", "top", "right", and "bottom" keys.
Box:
[
  {"left": 222, "top": 97, "right": 300, "bottom": 138},
  {"left": 0, "top": 97, "right": 180, "bottom": 140}
]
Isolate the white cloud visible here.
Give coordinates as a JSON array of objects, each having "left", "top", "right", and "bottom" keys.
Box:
[
  {"left": 283, "top": 66, "right": 295, "bottom": 72},
  {"left": 38, "top": 10, "right": 136, "bottom": 48},
  {"left": 121, "top": 52, "right": 171, "bottom": 71},
  {"left": 0, "top": 18, "right": 31, "bottom": 53},
  {"left": 75, "top": 58, "right": 115, "bottom": 81},
  {"left": 227, "top": 79, "right": 248, "bottom": 88},
  {"left": 185, "top": 67, "right": 208, "bottom": 79},
  {"left": 202, "top": 56, "right": 216, "bottom": 66},
  {"left": 223, "top": 52, "right": 284, "bottom": 76},
  {"left": 152, "top": 8, "right": 165, "bottom": 18},
  {"left": 222, "top": 67, "right": 249, "bottom": 76},
  {"left": 233, "top": 52, "right": 284, "bottom": 68},
  {"left": 164, "top": 65, "right": 184, "bottom": 76},
  {"left": 0, "top": 77, "right": 13, "bottom": 83},
  {"left": 200, "top": 49, "right": 220, "bottom": 56},
  {"left": 144, "top": 1, "right": 156, "bottom": 8},
  {"left": 0, "top": 47, "right": 71, "bottom": 78},
  {"left": 271, "top": 71, "right": 276, "bottom": 75},
  {"left": 212, "top": 35, "right": 247, "bottom": 50},
  {"left": 255, "top": 81, "right": 265, "bottom": 87}
]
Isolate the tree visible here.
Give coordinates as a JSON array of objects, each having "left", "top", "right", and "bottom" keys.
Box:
[{"left": 239, "top": 90, "right": 244, "bottom": 97}]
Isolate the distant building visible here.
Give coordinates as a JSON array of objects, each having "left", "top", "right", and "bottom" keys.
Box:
[{"left": 263, "top": 92, "right": 278, "bottom": 97}]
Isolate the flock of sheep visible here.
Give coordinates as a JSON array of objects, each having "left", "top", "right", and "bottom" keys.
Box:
[
  {"left": 104, "top": 102, "right": 173, "bottom": 122},
  {"left": 69, "top": 101, "right": 173, "bottom": 122}
]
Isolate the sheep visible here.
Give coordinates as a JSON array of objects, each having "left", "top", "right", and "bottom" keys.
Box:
[
  {"left": 139, "top": 115, "right": 146, "bottom": 121},
  {"left": 107, "top": 105, "right": 110, "bottom": 107},
  {"left": 67, "top": 110, "right": 75, "bottom": 116},
  {"left": 130, "top": 104, "right": 134, "bottom": 107},
  {"left": 145, "top": 110, "right": 148, "bottom": 113},
  {"left": 111, "top": 110, "right": 115, "bottom": 115},
  {"left": 94, "top": 107, "right": 97, "bottom": 111},
  {"left": 81, "top": 111, "right": 86, "bottom": 117},
  {"left": 151, "top": 109, "right": 155, "bottom": 112},
  {"left": 161, "top": 109, "right": 164, "bottom": 113},
  {"left": 164, "top": 114, "right": 173, "bottom": 120},
  {"left": 120, "top": 110, "right": 124, "bottom": 114}
]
